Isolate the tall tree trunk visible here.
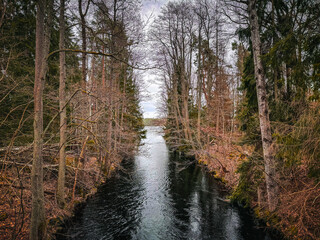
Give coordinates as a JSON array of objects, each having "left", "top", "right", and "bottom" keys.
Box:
[
  {"left": 30, "top": 0, "right": 52, "bottom": 238},
  {"left": 215, "top": 9, "right": 220, "bottom": 135},
  {"left": 101, "top": 45, "right": 106, "bottom": 97},
  {"left": 89, "top": 53, "right": 96, "bottom": 131},
  {"left": 78, "top": 0, "right": 90, "bottom": 138},
  {"left": 57, "top": 0, "right": 66, "bottom": 208},
  {"left": 79, "top": 0, "right": 89, "bottom": 90},
  {"left": 248, "top": 0, "right": 279, "bottom": 211},
  {"left": 119, "top": 67, "right": 127, "bottom": 144},
  {"left": 197, "top": 28, "right": 202, "bottom": 145},
  {"left": 106, "top": 62, "right": 113, "bottom": 167},
  {"left": 173, "top": 78, "right": 182, "bottom": 144}
]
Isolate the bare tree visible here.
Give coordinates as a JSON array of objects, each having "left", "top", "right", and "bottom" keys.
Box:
[
  {"left": 150, "top": 1, "right": 196, "bottom": 149},
  {"left": 57, "top": 0, "right": 67, "bottom": 208},
  {"left": 248, "top": 0, "right": 278, "bottom": 211},
  {"left": 30, "top": 0, "right": 53, "bottom": 238},
  {"left": 79, "top": 0, "right": 90, "bottom": 90}
]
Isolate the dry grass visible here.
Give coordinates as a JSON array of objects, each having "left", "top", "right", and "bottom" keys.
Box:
[
  {"left": 196, "top": 134, "right": 320, "bottom": 240},
  {"left": 0, "top": 153, "right": 105, "bottom": 240},
  {"left": 196, "top": 132, "right": 251, "bottom": 188},
  {"left": 277, "top": 166, "right": 320, "bottom": 240}
]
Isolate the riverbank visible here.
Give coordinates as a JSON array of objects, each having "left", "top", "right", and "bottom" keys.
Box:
[
  {"left": 56, "top": 126, "right": 275, "bottom": 240},
  {"left": 195, "top": 135, "right": 319, "bottom": 240},
  {"left": 195, "top": 146, "right": 286, "bottom": 239},
  {"left": 0, "top": 151, "right": 119, "bottom": 240}
]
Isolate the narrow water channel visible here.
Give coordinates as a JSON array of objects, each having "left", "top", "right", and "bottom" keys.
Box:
[{"left": 58, "top": 126, "right": 274, "bottom": 240}]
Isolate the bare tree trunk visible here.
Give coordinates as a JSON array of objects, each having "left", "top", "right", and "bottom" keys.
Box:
[
  {"left": 114, "top": 68, "right": 120, "bottom": 151},
  {"left": 57, "top": 0, "right": 66, "bottom": 208},
  {"left": 248, "top": 0, "right": 279, "bottom": 211},
  {"left": 119, "top": 68, "right": 127, "bottom": 144},
  {"left": 101, "top": 45, "right": 106, "bottom": 97},
  {"left": 173, "top": 79, "right": 181, "bottom": 143},
  {"left": 71, "top": 136, "right": 89, "bottom": 203},
  {"left": 89, "top": 53, "right": 96, "bottom": 131},
  {"left": 30, "top": 0, "right": 52, "bottom": 238},
  {"left": 106, "top": 63, "right": 113, "bottom": 167},
  {"left": 215, "top": 11, "right": 220, "bottom": 135},
  {"left": 78, "top": 0, "right": 90, "bottom": 139},
  {"left": 197, "top": 24, "right": 202, "bottom": 145},
  {"left": 172, "top": 85, "right": 181, "bottom": 146},
  {"left": 79, "top": 0, "right": 89, "bottom": 90}
]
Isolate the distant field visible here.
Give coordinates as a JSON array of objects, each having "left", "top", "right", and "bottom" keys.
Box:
[{"left": 143, "top": 118, "right": 166, "bottom": 126}]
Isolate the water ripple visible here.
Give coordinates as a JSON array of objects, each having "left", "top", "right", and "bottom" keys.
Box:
[{"left": 59, "top": 126, "right": 275, "bottom": 240}]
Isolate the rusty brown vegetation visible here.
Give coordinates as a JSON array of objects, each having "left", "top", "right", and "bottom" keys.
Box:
[
  {"left": 0, "top": 145, "right": 108, "bottom": 239},
  {"left": 153, "top": 0, "right": 320, "bottom": 239},
  {"left": 1, "top": 0, "right": 320, "bottom": 239},
  {"left": 0, "top": 0, "right": 145, "bottom": 239}
]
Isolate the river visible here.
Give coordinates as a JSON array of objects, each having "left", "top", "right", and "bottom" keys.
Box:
[{"left": 57, "top": 126, "right": 275, "bottom": 240}]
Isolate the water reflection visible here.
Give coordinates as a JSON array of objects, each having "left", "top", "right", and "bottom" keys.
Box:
[{"left": 58, "top": 126, "right": 274, "bottom": 240}]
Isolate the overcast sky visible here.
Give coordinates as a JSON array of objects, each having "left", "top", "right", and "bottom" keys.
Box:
[
  {"left": 140, "top": 0, "right": 168, "bottom": 119},
  {"left": 139, "top": 0, "right": 237, "bottom": 119}
]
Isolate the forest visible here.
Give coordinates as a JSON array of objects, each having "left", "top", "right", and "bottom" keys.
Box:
[{"left": 0, "top": 0, "right": 320, "bottom": 239}]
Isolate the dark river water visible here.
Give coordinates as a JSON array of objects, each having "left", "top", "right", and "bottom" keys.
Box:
[{"left": 57, "top": 126, "right": 275, "bottom": 240}]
